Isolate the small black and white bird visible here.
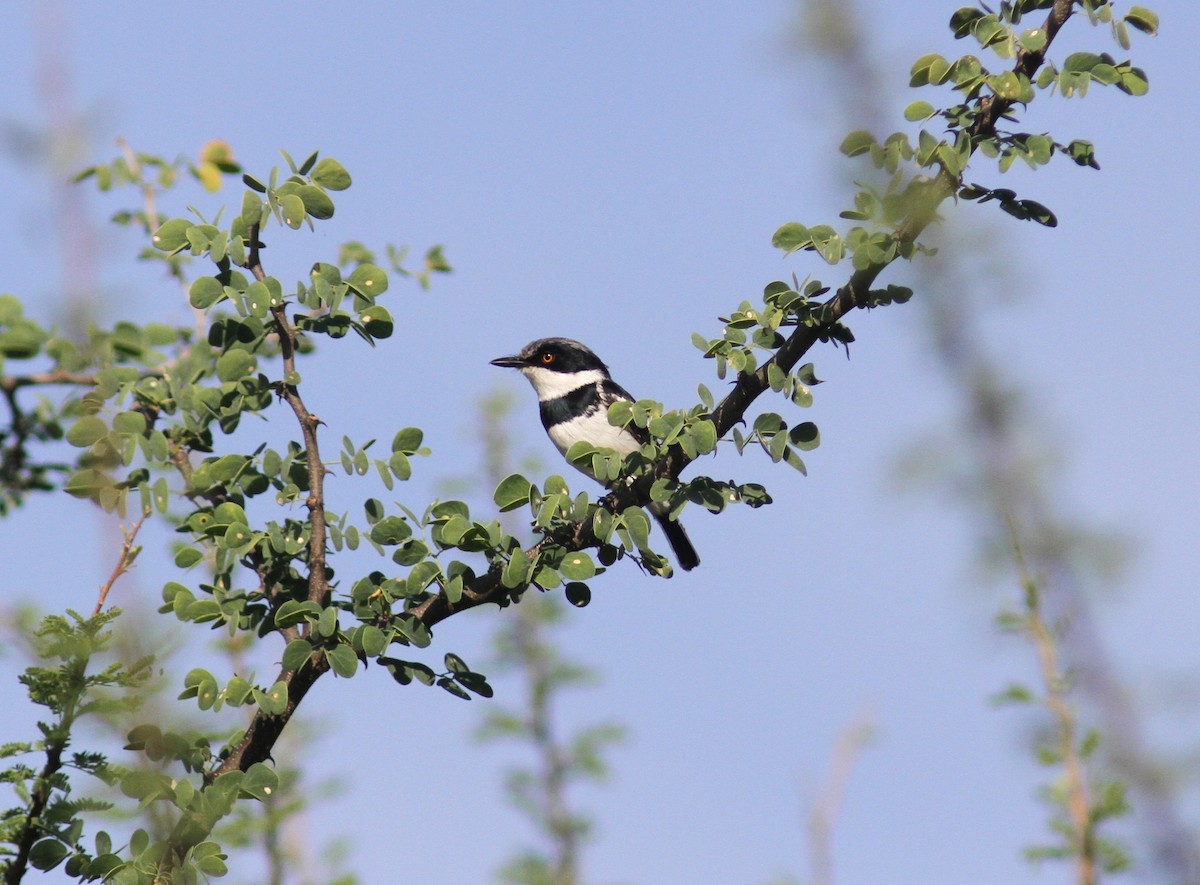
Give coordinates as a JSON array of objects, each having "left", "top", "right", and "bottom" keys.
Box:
[{"left": 490, "top": 337, "right": 699, "bottom": 571}]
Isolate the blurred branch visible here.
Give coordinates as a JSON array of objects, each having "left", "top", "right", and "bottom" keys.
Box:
[
  {"left": 807, "top": 709, "right": 875, "bottom": 885},
  {"left": 472, "top": 389, "right": 622, "bottom": 884},
  {"left": 92, "top": 507, "right": 150, "bottom": 615}
]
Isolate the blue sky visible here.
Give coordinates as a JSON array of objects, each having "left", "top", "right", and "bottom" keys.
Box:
[{"left": 1, "top": 1, "right": 1197, "bottom": 883}]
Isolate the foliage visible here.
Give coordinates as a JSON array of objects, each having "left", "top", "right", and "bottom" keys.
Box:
[{"left": 0, "top": 0, "right": 1155, "bottom": 881}]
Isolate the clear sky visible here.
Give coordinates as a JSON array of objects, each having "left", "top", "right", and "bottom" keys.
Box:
[{"left": 1, "top": 1, "right": 1197, "bottom": 884}]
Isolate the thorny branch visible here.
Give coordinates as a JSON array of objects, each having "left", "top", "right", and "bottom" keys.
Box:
[{"left": 206, "top": 223, "right": 332, "bottom": 781}]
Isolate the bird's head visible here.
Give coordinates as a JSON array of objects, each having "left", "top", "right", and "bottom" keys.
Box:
[{"left": 490, "top": 338, "right": 611, "bottom": 399}]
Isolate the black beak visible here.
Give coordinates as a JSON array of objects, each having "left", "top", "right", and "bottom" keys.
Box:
[{"left": 489, "top": 354, "right": 525, "bottom": 368}]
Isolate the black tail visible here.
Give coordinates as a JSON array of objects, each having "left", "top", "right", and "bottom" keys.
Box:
[{"left": 651, "top": 506, "right": 699, "bottom": 571}]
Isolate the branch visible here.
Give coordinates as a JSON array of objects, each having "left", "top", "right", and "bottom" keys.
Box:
[
  {"left": 245, "top": 224, "right": 331, "bottom": 615},
  {"left": 0, "top": 370, "right": 100, "bottom": 393},
  {"left": 411, "top": 1, "right": 1080, "bottom": 631},
  {"left": 213, "top": 1, "right": 1083, "bottom": 777},
  {"left": 205, "top": 224, "right": 333, "bottom": 781},
  {"left": 92, "top": 507, "right": 151, "bottom": 616},
  {"left": 4, "top": 742, "right": 64, "bottom": 885}
]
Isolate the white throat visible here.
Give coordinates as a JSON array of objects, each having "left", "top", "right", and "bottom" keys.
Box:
[{"left": 519, "top": 366, "right": 607, "bottom": 401}]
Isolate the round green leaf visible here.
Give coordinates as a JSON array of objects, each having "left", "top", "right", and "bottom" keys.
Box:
[
  {"left": 493, "top": 473, "right": 533, "bottom": 511},
  {"left": 29, "top": 838, "right": 69, "bottom": 871},
  {"left": 439, "top": 515, "right": 471, "bottom": 546},
  {"left": 216, "top": 350, "right": 257, "bottom": 382},
  {"left": 360, "top": 305, "right": 393, "bottom": 338},
  {"left": 280, "top": 193, "right": 306, "bottom": 229},
  {"left": 151, "top": 218, "right": 191, "bottom": 252},
  {"left": 327, "top": 644, "right": 359, "bottom": 678},
  {"left": 189, "top": 276, "right": 226, "bottom": 309},
  {"left": 361, "top": 625, "right": 387, "bottom": 656},
  {"left": 311, "top": 157, "right": 352, "bottom": 190},
  {"left": 564, "top": 582, "right": 591, "bottom": 607},
  {"left": 903, "top": 100, "right": 935, "bottom": 121},
  {"left": 559, "top": 551, "right": 596, "bottom": 580},
  {"left": 66, "top": 415, "right": 108, "bottom": 447},
  {"left": 392, "top": 426, "right": 424, "bottom": 453},
  {"left": 370, "top": 516, "right": 412, "bottom": 545},
  {"left": 347, "top": 263, "right": 389, "bottom": 296},
  {"left": 174, "top": 547, "right": 204, "bottom": 568},
  {"left": 297, "top": 185, "right": 335, "bottom": 219},
  {"left": 256, "top": 680, "right": 289, "bottom": 715},
  {"left": 282, "top": 639, "right": 314, "bottom": 670}
]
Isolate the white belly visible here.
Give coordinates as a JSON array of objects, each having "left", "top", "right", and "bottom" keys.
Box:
[{"left": 548, "top": 414, "right": 640, "bottom": 481}]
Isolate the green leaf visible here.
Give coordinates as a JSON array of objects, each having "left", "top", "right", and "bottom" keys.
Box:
[
  {"left": 239, "top": 763, "right": 278, "bottom": 801},
  {"left": 838, "top": 130, "right": 875, "bottom": 157},
  {"left": 174, "top": 547, "right": 203, "bottom": 568},
  {"left": 771, "top": 222, "right": 810, "bottom": 252},
  {"left": 565, "top": 582, "right": 591, "bottom": 607},
  {"left": 311, "top": 157, "right": 353, "bottom": 190},
  {"left": 297, "top": 184, "right": 335, "bottom": 220},
  {"left": 327, "top": 644, "right": 359, "bottom": 678},
  {"left": 256, "top": 680, "right": 289, "bottom": 715},
  {"left": 689, "top": 419, "right": 717, "bottom": 455},
  {"left": 559, "top": 551, "right": 596, "bottom": 580},
  {"left": 789, "top": 421, "right": 821, "bottom": 451},
  {"left": 389, "top": 452, "right": 412, "bottom": 481},
  {"left": 903, "top": 100, "right": 935, "bottom": 121},
  {"left": 440, "top": 515, "right": 471, "bottom": 546},
  {"left": 1124, "top": 6, "right": 1159, "bottom": 35},
  {"left": 392, "top": 427, "right": 424, "bottom": 453},
  {"left": 370, "top": 516, "right": 412, "bottom": 545},
  {"left": 66, "top": 415, "right": 108, "bottom": 447},
  {"left": 361, "top": 625, "right": 387, "bottom": 656},
  {"left": 1018, "top": 26, "right": 1048, "bottom": 52},
  {"left": 240, "top": 190, "right": 263, "bottom": 227},
  {"left": 909, "top": 53, "right": 950, "bottom": 87},
  {"left": 360, "top": 305, "right": 393, "bottom": 338},
  {"left": 281, "top": 193, "right": 306, "bottom": 229},
  {"left": 216, "top": 349, "right": 257, "bottom": 382},
  {"left": 189, "top": 276, "right": 226, "bottom": 310},
  {"left": 1117, "top": 66, "right": 1149, "bottom": 96},
  {"left": 29, "top": 838, "right": 69, "bottom": 871},
  {"left": 347, "top": 263, "right": 389, "bottom": 296},
  {"left": 282, "top": 639, "right": 314, "bottom": 670},
  {"left": 493, "top": 474, "right": 534, "bottom": 511},
  {"left": 151, "top": 218, "right": 191, "bottom": 252},
  {"left": 607, "top": 399, "right": 634, "bottom": 426}
]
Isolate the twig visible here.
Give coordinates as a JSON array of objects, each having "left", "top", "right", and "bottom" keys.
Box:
[
  {"left": 1010, "top": 528, "right": 1096, "bottom": 885},
  {"left": 807, "top": 708, "right": 875, "bottom": 885},
  {"left": 93, "top": 508, "right": 151, "bottom": 616}
]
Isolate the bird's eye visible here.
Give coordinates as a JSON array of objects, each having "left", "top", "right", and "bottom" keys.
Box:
[{"left": 540, "top": 352, "right": 555, "bottom": 364}]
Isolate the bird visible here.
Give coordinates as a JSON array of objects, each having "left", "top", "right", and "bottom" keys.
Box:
[{"left": 490, "top": 337, "right": 699, "bottom": 571}]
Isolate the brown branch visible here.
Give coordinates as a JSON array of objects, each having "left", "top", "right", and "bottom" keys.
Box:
[
  {"left": 205, "top": 224, "right": 332, "bottom": 781},
  {"left": 245, "top": 224, "right": 331, "bottom": 615},
  {"left": 5, "top": 742, "right": 64, "bottom": 885},
  {"left": 93, "top": 507, "right": 151, "bottom": 616},
  {"left": 0, "top": 370, "right": 101, "bottom": 393}
]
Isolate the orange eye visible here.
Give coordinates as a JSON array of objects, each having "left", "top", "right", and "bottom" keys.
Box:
[{"left": 540, "top": 352, "right": 555, "bottom": 364}]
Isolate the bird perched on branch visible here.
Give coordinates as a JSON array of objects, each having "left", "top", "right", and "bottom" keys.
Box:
[{"left": 490, "top": 337, "right": 699, "bottom": 571}]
